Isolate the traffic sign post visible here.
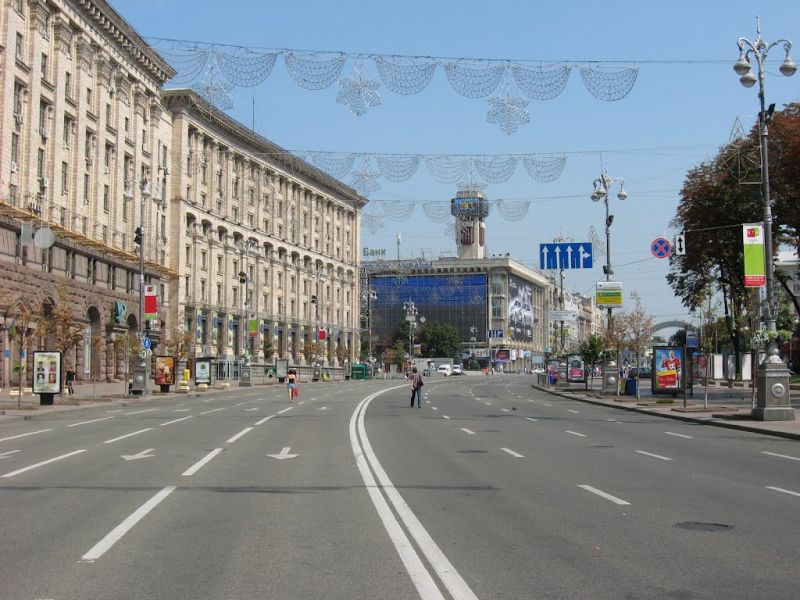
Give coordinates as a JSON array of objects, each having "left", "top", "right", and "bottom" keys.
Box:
[
  {"left": 651, "top": 237, "right": 672, "bottom": 259},
  {"left": 539, "top": 242, "right": 593, "bottom": 270}
]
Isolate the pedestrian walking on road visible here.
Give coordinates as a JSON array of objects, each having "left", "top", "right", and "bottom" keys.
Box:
[
  {"left": 287, "top": 369, "right": 298, "bottom": 403},
  {"left": 409, "top": 366, "right": 423, "bottom": 408}
]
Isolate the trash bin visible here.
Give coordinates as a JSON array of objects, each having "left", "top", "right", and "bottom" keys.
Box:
[{"left": 625, "top": 377, "right": 638, "bottom": 396}]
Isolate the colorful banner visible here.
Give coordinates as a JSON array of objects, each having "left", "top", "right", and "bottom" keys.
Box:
[
  {"left": 33, "top": 351, "right": 62, "bottom": 394},
  {"left": 154, "top": 356, "right": 175, "bottom": 386},
  {"left": 144, "top": 285, "right": 158, "bottom": 320},
  {"left": 248, "top": 317, "right": 258, "bottom": 337},
  {"left": 742, "top": 224, "right": 766, "bottom": 287}
]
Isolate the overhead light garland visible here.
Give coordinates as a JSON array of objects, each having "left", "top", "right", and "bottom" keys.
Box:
[{"left": 151, "top": 38, "right": 638, "bottom": 134}]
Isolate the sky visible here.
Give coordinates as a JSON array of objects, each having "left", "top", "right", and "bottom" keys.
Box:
[{"left": 114, "top": 0, "right": 800, "bottom": 328}]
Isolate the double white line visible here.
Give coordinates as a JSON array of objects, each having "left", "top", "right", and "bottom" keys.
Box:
[{"left": 350, "top": 387, "right": 479, "bottom": 600}]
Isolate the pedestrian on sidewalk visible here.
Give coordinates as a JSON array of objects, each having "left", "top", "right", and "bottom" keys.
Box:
[
  {"left": 409, "top": 366, "right": 423, "bottom": 408},
  {"left": 287, "top": 369, "right": 298, "bottom": 403},
  {"left": 65, "top": 366, "right": 76, "bottom": 396}
]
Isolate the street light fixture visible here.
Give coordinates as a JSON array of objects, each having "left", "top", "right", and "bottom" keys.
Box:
[
  {"left": 591, "top": 170, "right": 627, "bottom": 394},
  {"left": 403, "top": 299, "right": 418, "bottom": 361},
  {"left": 313, "top": 268, "right": 328, "bottom": 365},
  {"left": 734, "top": 16, "right": 796, "bottom": 421}
]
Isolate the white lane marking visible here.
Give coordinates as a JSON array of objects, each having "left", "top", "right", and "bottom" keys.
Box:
[
  {"left": 442, "top": 415, "right": 451, "bottom": 419},
  {"left": 226, "top": 427, "right": 253, "bottom": 444},
  {"left": 635, "top": 450, "right": 673, "bottom": 462},
  {"left": 159, "top": 416, "right": 194, "bottom": 427},
  {"left": 0, "top": 429, "right": 52, "bottom": 442},
  {"left": 526, "top": 417, "right": 539, "bottom": 422},
  {"left": 762, "top": 451, "right": 800, "bottom": 462},
  {"left": 665, "top": 431, "right": 693, "bottom": 439},
  {"left": 432, "top": 407, "right": 438, "bottom": 411},
  {"left": 318, "top": 406, "right": 328, "bottom": 411},
  {"left": 460, "top": 428, "right": 476, "bottom": 435},
  {"left": 68, "top": 416, "right": 114, "bottom": 427},
  {"left": 174, "top": 403, "right": 186, "bottom": 408},
  {"left": 172, "top": 408, "right": 191, "bottom": 413},
  {"left": 607, "top": 418, "right": 620, "bottom": 423},
  {"left": 568, "top": 409, "right": 580, "bottom": 414},
  {"left": 565, "top": 430, "right": 587, "bottom": 438},
  {"left": 2, "top": 449, "right": 87, "bottom": 478},
  {"left": 501, "top": 408, "right": 510, "bottom": 413},
  {"left": 277, "top": 407, "right": 293, "bottom": 414},
  {"left": 0, "top": 449, "right": 21, "bottom": 459},
  {"left": 199, "top": 408, "right": 225, "bottom": 415},
  {"left": 501, "top": 447, "right": 524, "bottom": 458},
  {"left": 125, "top": 408, "right": 158, "bottom": 416},
  {"left": 121, "top": 449, "right": 155, "bottom": 461},
  {"left": 543, "top": 403, "right": 552, "bottom": 407},
  {"left": 351, "top": 387, "right": 477, "bottom": 600},
  {"left": 578, "top": 485, "right": 631, "bottom": 505},
  {"left": 244, "top": 407, "right": 259, "bottom": 412},
  {"left": 80, "top": 486, "right": 176, "bottom": 562},
  {"left": 104, "top": 429, "right": 152, "bottom": 444},
  {"left": 105, "top": 409, "right": 123, "bottom": 413},
  {"left": 484, "top": 402, "right": 492, "bottom": 406},
  {"left": 267, "top": 447, "right": 299, "bottom": 460},
  {"left": 766, "top": 486, "right": 800, "bottom": 498},
  {"left": 181, "top": 448, "right": 224, "bottom": 477},
  {"left": 298, "top": 401, "right": 305, "bottom": 405},
  {"left": 254, "top": 415, "right": 274, "bottom": 425}
]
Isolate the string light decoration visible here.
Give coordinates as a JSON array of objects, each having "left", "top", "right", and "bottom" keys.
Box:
[{"left": 151, "top": 38, "right": 639, "bottom": 132}]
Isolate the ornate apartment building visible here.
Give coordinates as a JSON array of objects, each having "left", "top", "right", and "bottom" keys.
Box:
[
  {"left": 0, "top": 0, "right": 175, "bottom": 386},
  {"left": 162, "top": 89, "right": 367, "bottom": 369}
]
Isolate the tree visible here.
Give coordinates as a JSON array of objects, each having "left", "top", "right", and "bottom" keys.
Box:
[
  {"left": 1, "top": 293, "right": 48, "bottom": 408},
  {"left": 419, "top": 321, "right": 461, "bottom": 358},
  {"left": 46, "top": 283, "right": 84, "bottom": 359},
  {"left": 623, "top": 292, "right": 655, "bottom": 399},
  {"left": 578, "top": 334, "right": 604, "bottom": 391}
]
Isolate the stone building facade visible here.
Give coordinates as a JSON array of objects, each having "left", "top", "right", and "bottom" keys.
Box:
[
  {"left": 161, "top": 90, "right": 366, "bottom": 372},
  {"left": 0, "top": 0, "right": 175, "bottom": 386}
]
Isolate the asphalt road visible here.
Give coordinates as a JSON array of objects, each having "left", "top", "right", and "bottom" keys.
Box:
[{"left": 1, "top": 376, "right": 798, "bottom": 599}]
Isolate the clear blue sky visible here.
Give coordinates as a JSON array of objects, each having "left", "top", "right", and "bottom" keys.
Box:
[{"left": 116, "top": 0, "right": 800, "bottom": 326}]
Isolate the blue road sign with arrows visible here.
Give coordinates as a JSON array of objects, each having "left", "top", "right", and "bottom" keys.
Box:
[{"left": 539, "top": 242, "right": 593, "bottom": 270}]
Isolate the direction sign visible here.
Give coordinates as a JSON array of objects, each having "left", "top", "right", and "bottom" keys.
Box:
[
  {"left": 674, "top": 234, "right": 686, "bottom": 256},
  {"left": 143, "top": 336, "right": 152, "bottom": 350},
  {"left": 488, "top": 329, "right": 504, "bottom": 339},
  {"left": 596, "top": 281, "right": 623, "bottom": 308},
  {"left": 539, "top": 242, "right": 593, "bottom": 270},
  {"left": 651, "top": 237, "right": 672, "bottom": 259},
  {"left": 548, "top": 310, "right": 578, "bottom": 321}
]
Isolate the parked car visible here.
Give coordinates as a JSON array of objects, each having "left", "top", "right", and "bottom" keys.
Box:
[
  {"left": 628, "top": 367, "right": 652, "bottom": 379},
  {"left": 451, "top": 365, "right": 463, "bottom": 375},
  {"left": 437, "top": 364, "right": 452, "bottom": 376}
]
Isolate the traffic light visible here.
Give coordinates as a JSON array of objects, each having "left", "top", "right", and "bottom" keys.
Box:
[{"left": 134, "top": 227, "right": 142, "bottom": 245}]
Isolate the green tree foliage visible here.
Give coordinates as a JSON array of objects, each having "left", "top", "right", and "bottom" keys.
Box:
[
  {"left": 578, "top": 333, "right": 604, "bottom": 390},
  {"left": 419, "top": 321, "right": 461, "bottom": 358}
]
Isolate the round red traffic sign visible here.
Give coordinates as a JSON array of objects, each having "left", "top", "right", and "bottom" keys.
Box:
[{"left": 651, "top": 237, "right": 672, "bottom": 258}]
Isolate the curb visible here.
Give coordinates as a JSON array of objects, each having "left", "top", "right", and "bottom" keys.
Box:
[{"left": 533, "top": 384, "right": 800, "bottom": 442}]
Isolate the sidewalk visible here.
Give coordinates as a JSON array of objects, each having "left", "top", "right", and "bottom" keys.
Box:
[
  {"left": 0, "top": 379, "right": 284, "bottom": 421},
  {"left": 536, "top": 380, "right": 800, "bottom": 441}
]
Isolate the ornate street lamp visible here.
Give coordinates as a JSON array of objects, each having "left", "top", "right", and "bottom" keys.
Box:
[
  {"left": 734, "top": 17, "right": 796, "bottom": 420},
  {"left": 403, "top": 299, "right": 418, "bottom": 361},
  {"left": 126, "top": 177, "right": 150, "bottom": 395},
  {"left": 591, "top": 170, "right": 627, "bottom": 394}
]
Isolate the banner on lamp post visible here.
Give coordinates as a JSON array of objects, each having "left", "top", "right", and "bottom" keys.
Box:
[
  {"left": 144, "top": 285, "right": 158, "bottom": 320},
  {"left": 742, "top": 224, "right": 766, "bottom": 287},
  {"left": 248, "top": 317, "right": 258, "bottom": 337}
]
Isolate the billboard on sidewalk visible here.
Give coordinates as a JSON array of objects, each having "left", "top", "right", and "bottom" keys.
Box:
[
  {"left": 651, "top": 346, "right": 684, "bottom": 395},
  {"left": 32, "top": 351, "right": 62, "bottom": 395}
]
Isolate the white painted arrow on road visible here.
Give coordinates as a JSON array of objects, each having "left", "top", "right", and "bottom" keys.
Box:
[
  {"left": 0, "top": 449, "right": 21, "bottom": 459},
  {"left": 267, "top": 447, "right": 299, "bottom": 460},
  {"left": 121, "top": 449, "right": 155, "bottom": 461}
]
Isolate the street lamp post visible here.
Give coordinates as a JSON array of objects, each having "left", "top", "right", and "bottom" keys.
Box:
[
  {"left": 127, "top": 177, "right": 150, "bottom": 395},
  {"left": 312, "top": 268, "right": 327, "bottom": 366},
  {"left": 734, "top": 17, "right": 796, "bottom": 421},
  {"left": 591, "top": 170, "right": 627, "bottom": 394},
  {"left": 238, "top": 240, "right": 256, "bottom": 365},
  {"left": 403, "top": 300, "right": 417, "bottom": 364}
]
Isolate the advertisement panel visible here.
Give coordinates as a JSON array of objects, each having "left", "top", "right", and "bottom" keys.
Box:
[
  {"left": 154, "top": 356, "right": 175, "bottom": 386},
  {"left": 275, "top": 359, "right": 288, "bottom": 379},
  {"left": 596, "top": 281, "right": 623, "bottom": 308},
  {"left": 742, "top": 223, "right": 766, "bottom": 287},
  {"left": 32, "top": 351, "right": 62, "bottom": 394},
  {"left": 195, "top": 358, "right": 212, "bottom": 385},
  {"left": 494, "top": 349, "right": 510, "bottom": 363},
  {"left": 651, "top": 346, "right": 684, "bottom": 394},
  {"left": 567, "top": 355, "right": 586, "bottom": 383},
  {"left": 508, "top": 274, "right": 533, "bottom": 342}
]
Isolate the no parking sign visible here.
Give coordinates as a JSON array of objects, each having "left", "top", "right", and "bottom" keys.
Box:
[{"left": 651, "top": 237, "right": 672, "bottom": 259}]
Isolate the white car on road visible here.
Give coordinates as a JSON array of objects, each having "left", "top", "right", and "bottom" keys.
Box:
[{"left": 437, "top": 364, "right": 452, "bottom": 376}]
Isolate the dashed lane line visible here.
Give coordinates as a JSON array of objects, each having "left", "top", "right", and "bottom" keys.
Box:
[
  {"left": 199, "top": 408, "right": 225, "bottom": 415},
  {"left": 578, "top": 485, "right": 631, "bottom": 505},
  {"left": 181, "top": 448, "right": 224, "bottom": 477},
  {"left": 254, "top": 415, "right": 274, "bottom": 425},
  {"left": 501, "top": 447, "right": 524, "bottom": 458},
  {"left": 159, "top": 416, "right": 194, "bottom": 427},
  {"left": 2, "top": 449, "right": 87, "bottom": 478},
  {"left": 0, "top": 429, "right": 52, "bottom": 443},
  {"left": 766, "top": 486, "right": 800, "bottom": 499},
  {"left": 568, "top": 409, "right": 580, "bottom": 414},
  {"left": 565, "top": 430, "right": 587, "bottom": 438},
  {"left": 635, "top": 450, "right": 673, "bottom": 461},
  {"left": 665, "top": 431, "right": 693, "bottom": 439},
  {"left": 125, "top": 408, "right": 158, "bottom": 416},
  {"left": 68, "top": 417, "right": 114, "bottom": 427},
  {"left": 526, "top": 417, "right": 539, "bottom": 422},
  {"left": 762, "top": 451, "right": 800, "bottom": 462},
  {"left": 460, "top": 428, "right": 476, "bottom": 435},
  {"left": 226, "top": 427, "right": 253, "bottom": 444},
  {"left": 103, "top": 429, "right": 152, "bottom": 444}
]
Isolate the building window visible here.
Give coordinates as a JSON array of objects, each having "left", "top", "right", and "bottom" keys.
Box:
[
  {"left": 217, "top": 255, "right": 222, "bottom": 272},
  {"left": 64, "top": 72, "right": 72, "bottom": 99},
  {"left": 15, "top": 33, "right": 24, "bottom": 62},
  {"left": 11, "top": 133, "right": 19, "bottom": 164},
  {"left": 201, "top": 251, "right": 207, "bottom": 270},
  {"left": 104, "top": 144, "right": 113, "bottom": 169},
  {"left": 37, "top": 148, "right": 44, "bottom": 178},
  {"left": 40, "top": 53, "right": 48, "bottom": 81},
  {"left": 38, "top": 100, "right": 48, "bottom": 136},
  {"left": 9, "top": 185, "right": 18, "bottom": 207},
  {"left": 217, "top": 284, "right": 222, "bottom": 304},
  {"left": 103, "top": 185, "right": 109, "bottom": 212},
  {"left": 61, "top": 162, "right": 68, "bottom": 194},
  {"left": 105, "top": 103, "right": 112, "bottom": 125},
  {"left": 185, "top": 245, "right": 191, "bottom": 266},
  {"left": 122, "top": 195, "right": 128, "bottom": 221},
  {"left": 63, "top": 116, "right": 72, "bottom": 147},
  {"left": 200, "top": 279, "right": 206, "bottom": 300},
  {"left": 86, "top": 87, "right": 92, "bottom": 110},
  {"left": 83, "top": 173, "right": 89, "bottom": 204}
]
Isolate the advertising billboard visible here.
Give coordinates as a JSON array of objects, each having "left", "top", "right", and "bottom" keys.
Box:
[
  {"left": 652, "top": 346, "right": 684, "bottom": 395},
  {"left": 567, "top": 355, "right": 586, "bottom": 383},
  {"left": 508, "top": 274, "right": 533, "bottom": 342},
  {"left": 32, "top": 351, "right": 62, "bottom": 395},
  {"left": 154, "top": 356, "right": 175, "bottom": 386},
  {"left": 195, "top": 358, "right": 212, "bottom": 385}
]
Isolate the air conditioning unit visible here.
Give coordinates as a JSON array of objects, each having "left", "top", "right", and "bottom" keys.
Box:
[
  {"left": 40, "top": 128, "right": 48, "bottom": 141},
  {"left": 39, "top": 177, "right": 49, "bottom": 189},
  {"left": 10, "top": 161, "right": 18, "bottom": 173}
]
